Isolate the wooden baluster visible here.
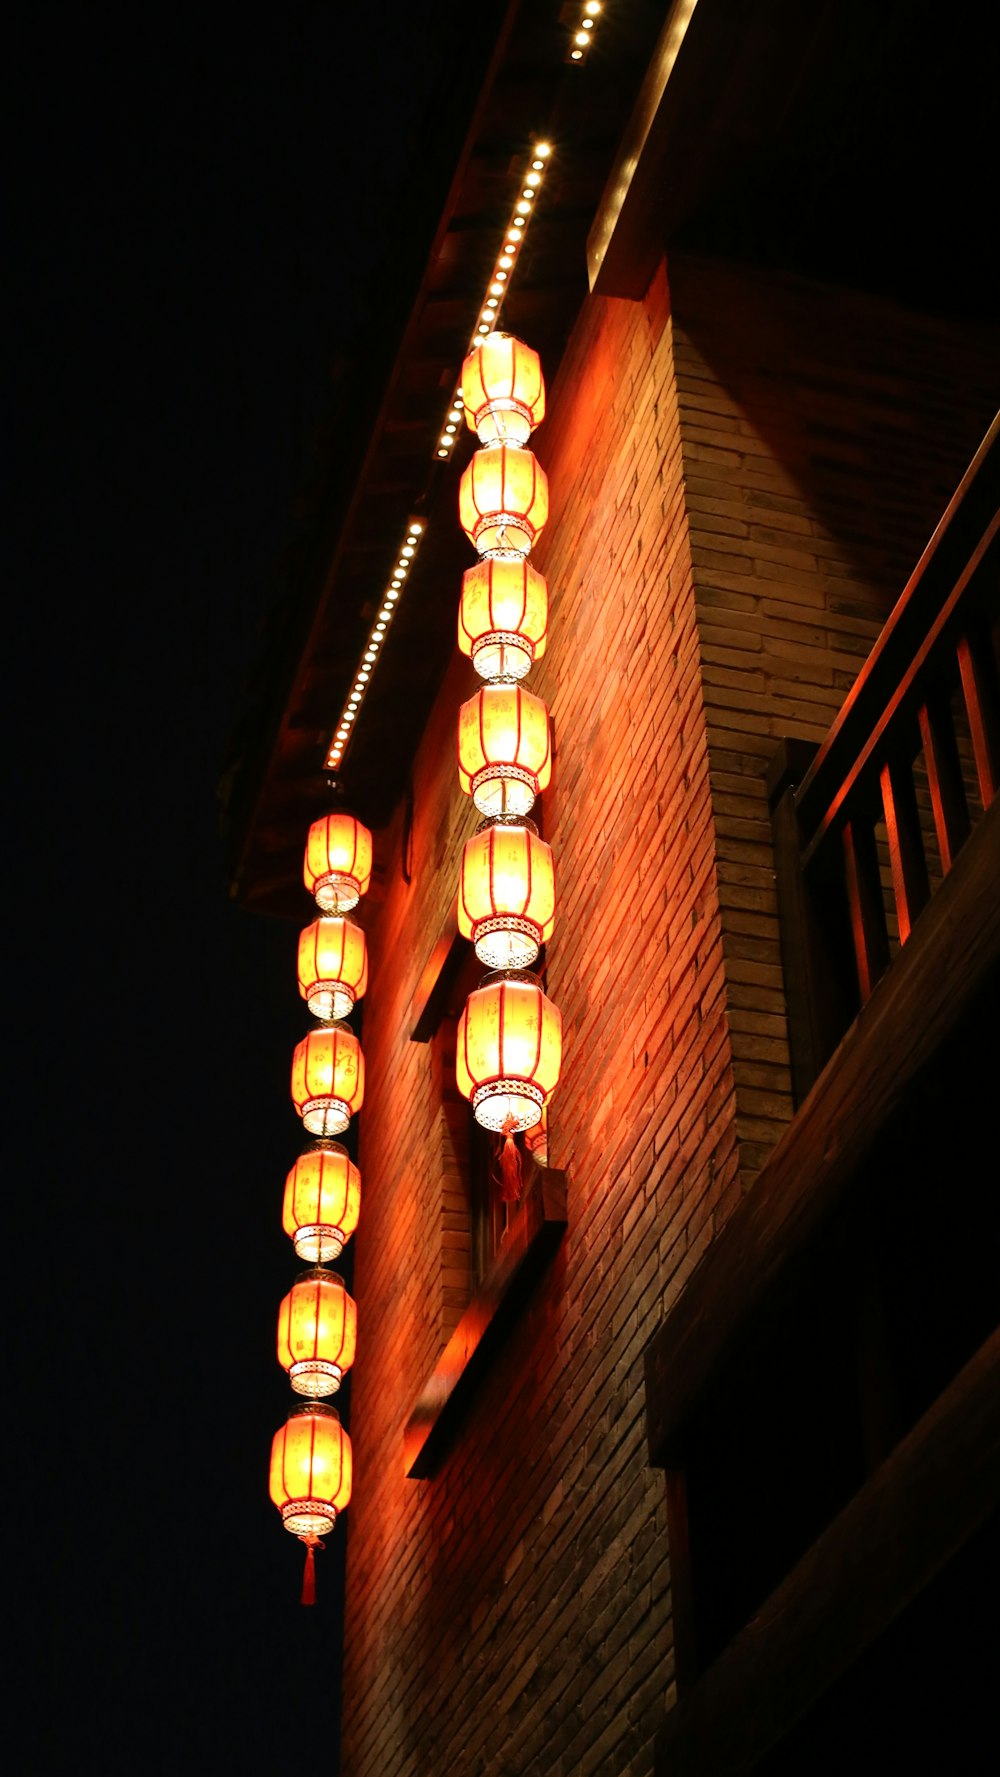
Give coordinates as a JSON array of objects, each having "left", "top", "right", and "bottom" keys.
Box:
[
  {"left": 918, "top": 686, "right": 971, "bottom": 874},
  {"left": 842, "top": 815, "right": 889, "bottom": 1003},
  {"left": 664, "top": 1467, "right": 700, "bottom": 1696},
  {"left": 879, "top": 752, "right": 930, "bottom": 946},
  {"left": 957, "top": 617, "right": 1000, "bottom": 810}
]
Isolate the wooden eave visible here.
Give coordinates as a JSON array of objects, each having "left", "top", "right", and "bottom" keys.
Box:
[{"left": 222, "top": 0, "right": 668, "bottom": 919}]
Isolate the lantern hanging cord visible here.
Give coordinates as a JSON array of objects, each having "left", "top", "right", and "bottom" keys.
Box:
[{"left": 299, "top": 1532, "right": 325, "bottom": 1606}]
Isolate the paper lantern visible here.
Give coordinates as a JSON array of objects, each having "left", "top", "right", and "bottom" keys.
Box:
[
  {"left": 456, "top": 972, "right": 562, "bottom": 1132},
  {"left": 458, "top": 683, "right": 551, "bottom": 817},
  {"left": 282, "top": 1141, "right": 361, "bottom": 1262},
  {"left": 303, "top": 812, "right": 373, "bottom": 913},
  {"left": 277, "top": 1267, "right": 357, "bottom": 1396},
  {"left": 458, "top": 558, "right": 548, "bottom": 681},
  {"left": 461, "top": 330, "right": 546, "bottom": 445},
  {"left": 269, "top": 1399, "right": 352, "bottom": 1537},
  {"left": 458, "top": 818, "right": 555, "bottom": 968},
  {"left": 291, "top": 1024, "right": 364, "bottom": 1137},
  {"left": 459, "top": 445, "right": 548, "bottom": 559},
  {"left": 297, "top": 917, "right": 368, "bottom": 1022}
]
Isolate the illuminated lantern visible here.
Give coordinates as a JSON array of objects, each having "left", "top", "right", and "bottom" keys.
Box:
[
  {"left": 456, "top": 972, "right": 562, "bottom": 1132},
  {"left": 303, "top": 811, "right": 373, "bottom": 913},
  {"left": 297, "top": 917, "right": 368, "bottom": 1022},
  {"left": 269, "top": 1400, "right": 352, "bottom": 1604},
  {"left": 458, "top": 683, "right": 551, "bottom": 817},
  {"left": 282, "top": 1140, "right": 360, "bottom": 1262},
  {"left": 458, "top": 818, "right": 555, "bottom": 969},
  {"left": 461, "top": 330, "right": 545, "bottom": 446},
  {"left": 291, "top": 1024, "right": 364, "bottom": 1137},
  {"left": 277, "top": 1267, "right": 357, "bottom": 1396},
  {"left": 459, "top": 444, "right": 548, "bottom": 559},
  {"left": 458, "top": 558, "right": 548, "bottom": 682}
]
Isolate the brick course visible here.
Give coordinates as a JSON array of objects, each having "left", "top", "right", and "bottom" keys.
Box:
[{"left": 339, "top": 254, "right": 998, "bottom": 1775}]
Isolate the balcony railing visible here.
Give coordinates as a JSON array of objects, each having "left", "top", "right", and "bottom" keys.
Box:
[{"left": 769, "top": 411, "right": 1000, "bottom": 1103}]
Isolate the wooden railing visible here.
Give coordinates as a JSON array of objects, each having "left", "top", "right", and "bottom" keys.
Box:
[{"left": 769, "top": 412, "right": 1000, "bottom": 1103}]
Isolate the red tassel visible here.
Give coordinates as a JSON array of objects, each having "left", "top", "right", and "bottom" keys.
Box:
[
  {"left": 499, "top": 1114, "right": 523, "bottom": 1204},
  {"left": 300, "top": 1533, "right": 324, "bottom": 1606}
]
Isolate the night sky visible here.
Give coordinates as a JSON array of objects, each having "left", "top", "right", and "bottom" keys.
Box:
[{"left": 10, "top": 7, "right": 469, "bottom": 1769}]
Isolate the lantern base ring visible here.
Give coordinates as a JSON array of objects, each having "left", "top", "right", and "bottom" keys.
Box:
[
  {"left": 471, "top": 763, "right": 537, "bottom": 819},
  {"left": 306, "top": 983, "right": 357, "bottom": 1023},
  {"left": 290, "top": 1359, "right": 343, "bottom": 1397},
  {"left": 472, "top": 1078, "right": 544, "bottom": 1133},
  {"left": 473, "top": 397, "right": 533, "bottom": 447},
  {"left": 314, "top": 872, "right": 361, "bottom": 914},
  {"left": 281, "top": 1500, "right": 337, "bottom": 1537},
  {"left": 471, "top": 631, "right": 534, "bottom": 681},
  {"left": 301, "top": 1097, "right": 351, "bottom": 1137},
  {"left": 473, "top": 915, "right": 541, "bottom": 971},
  {"left": 293, "top": 1222, "right": 346, "bottom": 1263},
  {"left": 473, "top": 512, "right": 534, "bottom": 560}
]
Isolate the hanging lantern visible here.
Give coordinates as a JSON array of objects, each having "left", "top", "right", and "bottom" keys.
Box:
[
  {"left": 297, "top": 917, "right": 368, "bottom": 1022},
  {"left": 269, "top": 1400, "right": 352, "bottom": 1605},
  {"left": 456, "top": 971, "right": 562, "bottom": 1133},
  {"left": 291, "top": 1024, "right": 364, "bottom": 1137},
  {"left": 458, "top": 817, "right": 555, "bottom": 968},
  {"left": 461, "top": 330, "right": 546, "bottom": 446},
  {"left": 459, "top": 445, "right": 549, "bottom": 560},
  {"left": 277, "top": 1267, "right": 357, "bottom": 1396},
  {"left": 458, "top": 682, "right": 551, "bottom": 817},
  {"left": 303, "top": 811, "right": 373, "bottom": 913},
  {"left": 458, "top": 558, "right": 548, "bottom": 682},
  {"left": 282, "top": 1140, "right": 361, "bottom": 1262}
]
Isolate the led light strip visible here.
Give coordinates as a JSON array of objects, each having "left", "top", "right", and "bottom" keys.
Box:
[
  {"left": 325, "top": 143, "right": 556, "bottom": 774},
  {"left": 435, "top": 141, "right": 552, "bottom": 463},
  {"left": 568, "top": 0, "right": 603, "bottom": 62},
  {"left": 324, "top": 517, "right": 425, "bottom": 770}
]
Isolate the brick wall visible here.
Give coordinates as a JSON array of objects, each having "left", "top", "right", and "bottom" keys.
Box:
[
  {"left": 670, "top": 255, "right": 999, "bottom": 1179},
  {"left": 339, "top": 256, "right": 998, "bottom": 1775},
  {"left": 341, "top": 262, "right": 737, "bottom": 1776}
]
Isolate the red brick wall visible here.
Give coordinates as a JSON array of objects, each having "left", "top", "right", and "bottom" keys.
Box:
[
  {"left": 341, "top": 262, "right": 736, "bottom": 1775},
  {"left": 340, "top": 255, "right": 998, "bottom": 1774}
]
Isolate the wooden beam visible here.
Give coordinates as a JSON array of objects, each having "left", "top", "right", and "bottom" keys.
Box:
[
  {"left": 653, "top": 1327, "right": 1000, "bottom": 1776},
  {"left": 587, "top": 0, "right": 828, "bottom": 298},
  {"left": 644, "top": 795, "right": 1000, "bottom": 1466},
  {"left": 404, "top": 1161, "right": 567, "bottom": 1477}
]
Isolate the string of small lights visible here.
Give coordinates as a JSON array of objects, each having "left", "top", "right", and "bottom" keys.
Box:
[
  {"left": 325, "top": 518, "right": 425, "bottom": 771},
  {"left": 324, "top": 140, "right": 552, "bottom": 776}
]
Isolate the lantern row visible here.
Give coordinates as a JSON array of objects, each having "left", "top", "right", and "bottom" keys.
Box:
[
  {"left": 452, "top": 330, "right": 563, "bottom": 1176},
  {"left": 268, "top": 807, "right": 376, "bottom": 1602}
]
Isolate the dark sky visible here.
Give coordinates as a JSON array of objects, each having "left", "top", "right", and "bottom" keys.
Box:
[{"left": 9, "top": 6, "right": 470, "bottom": 1769}]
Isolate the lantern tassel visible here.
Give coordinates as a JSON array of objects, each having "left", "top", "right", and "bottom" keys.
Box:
[
  {"left": 498, "top": 1113, "right": 522, "bottom": 1204},
  {"left": 300, "top": 1533, "right": 325, "bottom": 1606}
]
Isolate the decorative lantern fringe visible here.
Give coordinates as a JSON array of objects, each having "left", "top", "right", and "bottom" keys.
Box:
[
  {"left": 498, "top": 1114, "right": 523, "bottom": 1203},
  {"left": 300, "top": 1533, "right": 325, "bottom": 1606}
]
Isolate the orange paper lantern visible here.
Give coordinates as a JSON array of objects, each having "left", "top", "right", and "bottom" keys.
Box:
[
  {"left": 458, "top": 683, "right": 551, "bottom": 817},
  {"left": 277, "top": 1267, "right": 358, "bottom": 1396},
  {"left": 456, "top": 972, "right": 562, "bottom": 1132},
  {"left": 459, "top": 444, "right": 548, "bottom": 559},
  {"left": 458, "top": 818, "right": 555, "bottom": 969},
  {"left": 282, "top": 1141, "right": 361, "bottom": 1262},
  {"left": 297, "top": 917, "right": 368, "bottom": 1022},
  {"left": 291, "top": 1024, "right": 364, "bottom": 1137},
  {"left": 461, "top": 330, "right": 545, "bottom": 445},
  {"left": 269, "top": 1400, "right": 352, "bottom": 1538},
  {"left": 303, "top": 812, "right": 373, "bottom": 913},
  {"left": 458, "top": 558, "right": 548, "bottom": 681}
]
